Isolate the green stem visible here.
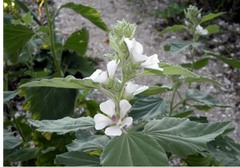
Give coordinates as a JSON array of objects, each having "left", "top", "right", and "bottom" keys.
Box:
[
  {"left": 169, "top": 88, "right": 177, "bottom": 117},
  {"left": 172, "top": 99, "right": 187, "bottom": 111},
  {"left": 44, "top": 0, "right": 63, "bottom": 77},
  {"left": 26, "top": 42, "right": 34, "bottom": 78},
  {"left": 8, "top": 102, "right": 27, "bottom": 142}
]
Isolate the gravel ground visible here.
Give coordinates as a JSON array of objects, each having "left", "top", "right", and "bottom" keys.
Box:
[{"left": 53, "top": 0, "right": 240, "bottom": 144}]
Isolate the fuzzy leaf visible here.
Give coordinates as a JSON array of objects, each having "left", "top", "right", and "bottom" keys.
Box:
[
  {"left": 204, "top": 51, "right": 240, "bottom": 69},
  {"left": 101, "top": 133, "right": 169, "bottom": 166},
  {"left": 186, "top": 89, "right": 229, "bottom": 108},
  {"left": 183, "top": 76, "right": 221, "bottom": 86},
  {"left": 28, "top": 116, "right": 94, "bottom": 134},
  {"left": 60, "top": 2, "right": 109, "bottom": 32},
  {"left": 20, "top": 75, "right": 100, "bottom": 89},
  {"left": 163, "top": 41, "right": 201, "bottom": 55},
  {"left": 201, "top": 12, "right": 225, "bottom": 23},
  {"left": 139, "top": 85, "right": 172, "bottom": 96},
  {"left": 206, "top": 25, "right": 219, "bottom": 34},
  {"left": 64, "top": 28, "right": 89, "bottom": 55},
  {"left": 4, "top": 90, "right": 21, "bottom": 103},
  {"left": 67, "top": 131, "right": 110, "bottom": 152},
  {"left": 158, "top": 25, "right": 186, "bottom": 35},
  {"left": 4, "top": 24, "right": 35, "bottom": 64},
  {"left": 129, "top": 97, "right": 168, "bottom": 121},
  {"left": 55, "top": 151, "right": 100, "bottom": 166},
  {"left": 145, "top": 117, "right": 231, "bottom": 158},
  {"left": 4, "top": 130, "right": 22, "bottom": 150}
]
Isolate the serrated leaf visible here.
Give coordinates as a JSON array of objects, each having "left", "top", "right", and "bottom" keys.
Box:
[
  {"left": 139, "top": 85, "right": 172, "bottom": 96},
  {"left": 67, "top": 130, "right": 110, "bottom": 152},
  {"left": 172, "top": 107, "right": 194, "bottom": 118},
  {"left": 101, "top": 133, "right": 169, "bottom": 166},
  {"left": 28, "top": 116, "right": 94, "bottom": 134},
  {"left": 163, "top": 41, "right": 201, "bottom": 55},
  {"left": 20, "top": 75, "right": 100, "bottom": 89},
  {"left": 140, "top": 62, "right": 197, "bottom": 76},
  {"left": 64, "top": 28, "right": 89, "bottom": 55},
  {"left": 4, "top": 24, "right": 35, "bottom": 64},
  {"left": 207, "top": 136, "right": 240, "bottom": 166},
  {"left": 55, "top": 151, "right": 100, "bottom": 166},
  {"left": 201, "top": 12, "right": 225, "bottom": 23},
  {"left": 144, "top": 117, "right": 231, "bottom": 158},
  {"left": 206, "top": 25, "right": 219, "bottom": 34},
  {"left": 129, "top": 97, "right": 168, "bottom": 121},
  {"left": 158, "top": 25, "right": 186, "bottom": 35},
  {"left": 183, "top": 76, "right": 221, "bottom": 86},
  {"left": 60, "top": 2, "right": 109, "bottom": 32},
  {"left": 22, "top": 11, "right": 32, "bottom": 26},
  {"left": 25, "top": 87, "right": 78, "bottom": 120},
  {"left": 4, "top": 90, "right": 21, "bottom": 103},
  {"left": 4, "top": 130, "right": 22, "bottom": 150},
  {"left": 14, "top": 0, "right": 41, "bottom": 25},
  {"left": 183, "top": 154, "right": 213, "bottom": 166},
  {"left": 186, "top": 89, "right": 229, "bottom": 108},
  {"left": 204, "top": 51, "right": 240, "bottom": 69}
]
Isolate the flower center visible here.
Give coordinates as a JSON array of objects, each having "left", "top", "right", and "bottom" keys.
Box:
[{"left": 111, "top": 115, "right": 119, "bottom": 123}]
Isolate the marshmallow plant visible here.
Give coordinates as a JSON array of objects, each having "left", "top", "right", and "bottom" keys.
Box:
[{"left": 21, "top": 6, "right": 240, "bottom": 166}]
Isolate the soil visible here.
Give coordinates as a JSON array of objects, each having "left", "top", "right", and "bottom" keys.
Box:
[{"left": 53, "top": 0, "right": 240, "bottom": 144}]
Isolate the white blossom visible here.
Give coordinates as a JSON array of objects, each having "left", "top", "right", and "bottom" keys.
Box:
[
  {"left": 124, "top": 82, "right": 149, "bottom": 98},
  {"left": 196, "top": 25, "right": 208, "bottom": 35},
  {"left": 94, "top": 99, "right": 132, "bottom": 136},
  {"left": 86, "top": 69, "right": 108, "bottom": 84}
]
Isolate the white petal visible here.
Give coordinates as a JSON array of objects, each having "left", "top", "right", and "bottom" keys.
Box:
[
  {"left": 132, "top": 49, "right": 148, "bottom": 64},
  {"left": 120, "top": 117, "right": 133, "bottom": 128},
  {"left": 107, "top": 60, "right": 119, "bottom": 78},
  {"left": 132, "top": 38, "right": 144, "bottom": 54},
  {"left": 124, "top": 37, "right": 133, "bottom": 52},
  {"left": 124, "top": 82, "right": 139, "bottom": 97},
  {"left": 94, "top": 114, "right": 112, "bottom": 130},
  {"left": 88, "top": 69, "right": 108, "bottom": 84},
  {"left": 196, "top": 25, "right": 208, "bottom": 35},
  {"left": 142, "top": 63, "right": 163, "bottom": 71},
  {"left": 141, "top": 54, "right": 160, "bottom": 66},
  {"left": 100, "top": 99, "right": 116, "bottom": 117},
  {"left": 133, "top": 86, "right": 149, "bottom": 95},
  {"left": 105, "top": 126, "right": 122, "bottom": 136},
  {"left": 119, "top": 100, "right": 131, "bottom": 119}
]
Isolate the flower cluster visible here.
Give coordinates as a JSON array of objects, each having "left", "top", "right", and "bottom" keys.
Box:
[{"left": 84, "top": 20, "right": 164, "bottom": 136}]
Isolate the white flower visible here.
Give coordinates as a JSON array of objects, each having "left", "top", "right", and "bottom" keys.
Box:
[
  {"left": 124, "top": 38, "right": 163, "bottom": 71},
  {"left": 124, "top": 82, "right": 149, "bottom": 98},
  {"left": 86, "top": 69, "right": 108, "bottom": 84},
  {"left": 107, "top": 59, "right": 119, "bottom": 78},
  {"left": 94, "top": 99, "right": 132, "bottom": 136},
  {"left": 196, "top": 25, "right": 208, "bottom": 35},
  {"left": 141, "top": 54, "right": 163, "bottom": 71}
]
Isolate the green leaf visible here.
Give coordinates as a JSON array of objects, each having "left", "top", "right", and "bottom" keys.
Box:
[
  {"left": 186, "top": 89, "right": 229, "bottom": 108},
  {"left": 60, "top": 2, "right": 109, "bottom": 32},
  {"left": 144, "top": 117, "right": 231, "bottom": 158},
  {"left": 4, "top": 24, "right": 35, "bottom": 64},
  {"left": 140, "top": 62, "right": 197, "bottom": 76},
  {"left": 25, "top": 87, "right": 78, "bottom": 120},
  {"left": 101, "top": 133, "right": 169, "bottom": 166},
  {"left": 204, "top": 51, "right": 240, "bottom": 69},
  {"left": 67, "top": 130, "right": 110, "bottom": 152},
  {"left": 207, "top": 136, "right": 240, "bottom": 166},
  {"left": 22, "top": 11, "right": 32, "bottom": 26},
  {"left": 183, "top": 76, "right": 221, "bottom": 86},
  {"left": 183, "top": 153, "right": 213, "bottom": 166},
  {"left": 55, "top": 151, "right": 100, "bottom": 166},
  {"left": 181, "top": 57, "right": 210, "bottom": 70},
  {"left": 171, "top": 107, "right": 194, "bottom": 118},
  {"left": 61, "top": 50, "right": 95, "bottom": 77},
  {"left": 129, "top": 97, "right": 168, "bottom": 121},
  {"left": 139, "top": 85, "right": 172, "bottom": 96},
  {"left": 20, "top": 75, "right": 99, "bottom": 89},
  {"left": 64, "top": 28, "right": 89, "bottom": 55},
  {"left": 163, "top": 41, "right": 201, "bottom": 55},
  {"left": 4, "top": 14, "right": 13, "bottom": 25},
  {"left": 158, "top": 25, "right": 186, "bottom": 35},
  {"left": 4, "top": 130, "right": 22, "bottom": 150},
  {"left": 28, "top": 116, "right": 94, "bottom": 134},
  {"left": 206, "top": 25, "right": 220, "bottom": 34},
  {"left": 4, "top": 90, "right": 21, "bottom": 103},
  {"left": 14, "top": 0, "right": 41, "bottom": 25},
  {"left": 201, "top": 12, "right": 225, "bottom": 23},
  {"left": 4, "top": 147, "right": 41, "bottom": 162}
]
